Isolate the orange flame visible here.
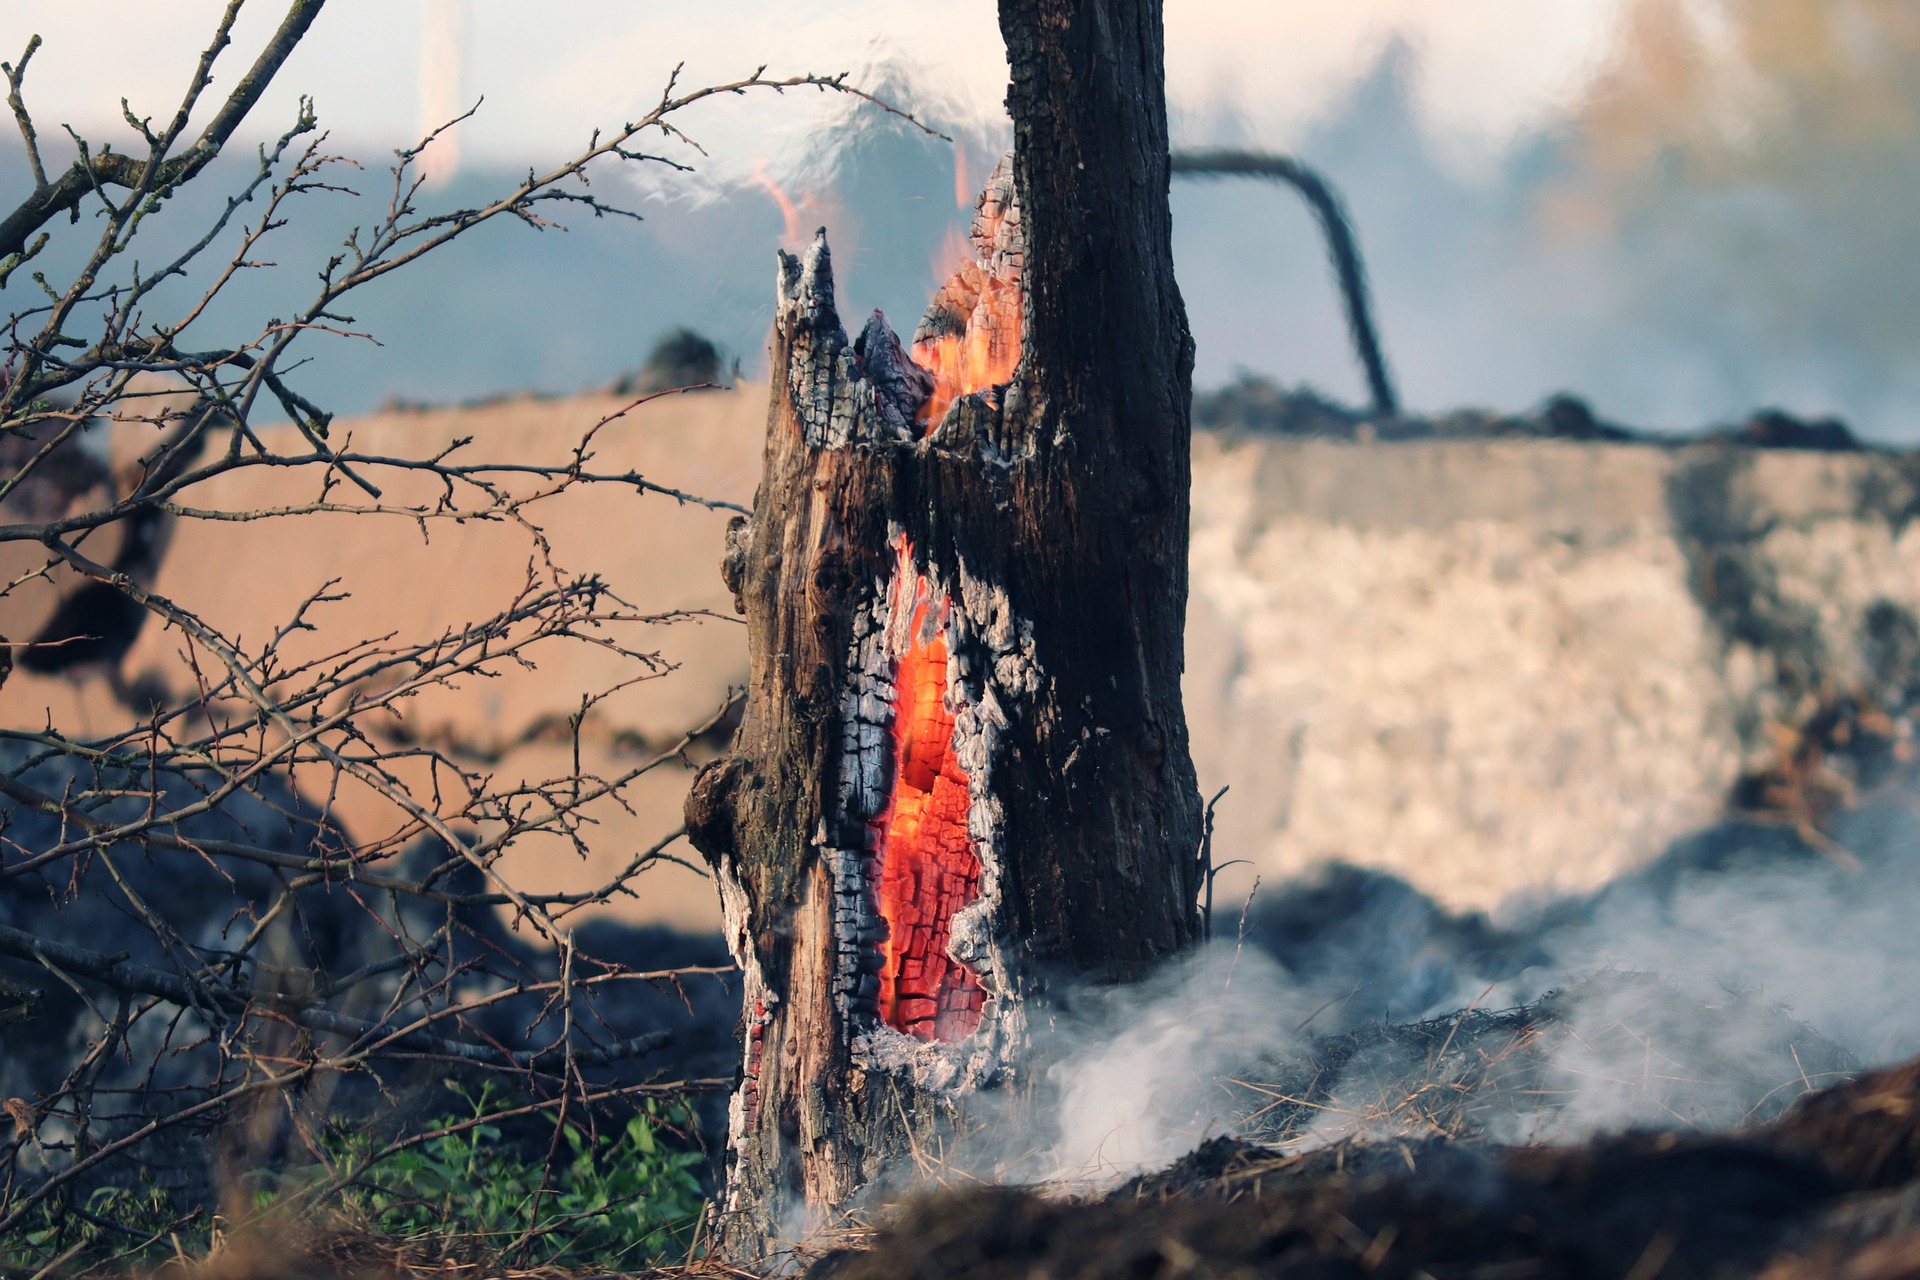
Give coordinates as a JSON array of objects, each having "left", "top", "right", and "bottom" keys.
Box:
[
  {"left": 859, "top": 164, "right": 1026, "bottom": 1041},
  {"left": 750, "top": 159, "right": 805, "bottom": 245},
  {"left": 871, "top": 540, "right": 985, "bottom": 1042},
  {"left": 909, "top": 163, "right": 1022, "bottom": 433}
]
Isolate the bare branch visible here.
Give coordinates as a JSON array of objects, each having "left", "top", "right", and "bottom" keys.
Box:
[
  {"left": 0, "top": 23, "right": 933, "bottom": 1263},
  {"left": 2, "top": 33, "right": 47, "bottom": 188},
  {"left": 0, "top": 1, "right": 326, "bottom": 261}
]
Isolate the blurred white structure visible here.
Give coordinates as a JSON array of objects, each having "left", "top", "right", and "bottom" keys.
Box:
[{"left": 418, "top": 0, "right": 463, "bottom": 186}]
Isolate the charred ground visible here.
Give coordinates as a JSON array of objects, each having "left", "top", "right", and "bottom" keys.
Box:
[{"left": 811, "top": 1056, "right": 1920, "bottom": 1280}]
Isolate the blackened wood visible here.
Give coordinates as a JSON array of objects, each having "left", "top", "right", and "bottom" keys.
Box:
[
  {"left": 687, "top": 0, "right": 1203, "bottom": 1254},
  {"left": 994, "top": 0, "right": 1203, "bottom": 978}
]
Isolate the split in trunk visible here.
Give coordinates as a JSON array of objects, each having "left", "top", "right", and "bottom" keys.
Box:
[{"left": 686, "top": 0, "right": 1202, "bottom": 1254}]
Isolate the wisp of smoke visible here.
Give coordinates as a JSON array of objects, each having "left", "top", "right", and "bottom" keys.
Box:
[
  {"left": 972, "top": 797, "right": 1920, "bottom": 1189},
  {"left": 1041, "top": 944, "right": 1313, "bottom": 1181}
]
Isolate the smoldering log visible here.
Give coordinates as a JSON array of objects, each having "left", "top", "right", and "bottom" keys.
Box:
[
  {"left": 689, "top": 3, "right": 1204, "bottom": 1252},
  {"left": 690, "top": 111, "right": 1202, "bottom": 1260},
  {"left": 686, "top": 177, "right": 1036, "bottom": 1244}
]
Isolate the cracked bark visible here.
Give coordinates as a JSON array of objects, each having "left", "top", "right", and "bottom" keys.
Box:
[{"left": 685, "top": 0, "right": 1200, "bottom": 1255}]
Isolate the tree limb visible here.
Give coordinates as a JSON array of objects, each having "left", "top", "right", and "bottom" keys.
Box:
[{"left": 0, "top": 0, "right": 326, "bottom": 262}]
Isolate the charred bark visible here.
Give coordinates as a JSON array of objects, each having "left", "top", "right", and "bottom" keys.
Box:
[{"left": 686, "top": 0, "right": 1202, "bottom": 1253}]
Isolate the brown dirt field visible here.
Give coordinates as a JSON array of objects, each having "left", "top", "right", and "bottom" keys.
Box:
[{"left": 0, "top": 387, "right": 766, "bottom": 933}]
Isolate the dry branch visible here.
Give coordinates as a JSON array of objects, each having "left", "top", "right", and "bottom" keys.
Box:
[{"left": 0, "top": 3, "right": 938, "bottom": 1264}]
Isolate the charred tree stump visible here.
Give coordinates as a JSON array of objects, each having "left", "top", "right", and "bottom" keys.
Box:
[{"left": 686, "top": 0, "right": 1201, "bottom": 1253}]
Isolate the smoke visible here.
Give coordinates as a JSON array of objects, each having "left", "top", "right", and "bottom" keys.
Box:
[
  {"left": 977, "top": 4, "right": 1920, "bottom": 1173},
  {"left": 24, "top": 2, "right": 1918, "bottom": 437},
  {"left": 967, "top": 791, "right": 1920, "bottom": 1188},
  {"left": 1041, "top": 946, "right": 1314, "bottom": 1180},
  {"left": 1175, "top": 2, "right": 1920, "bottom": 439},
  {"left": 1525, "top": 831, "right": 1920, "bottom": 1085}
]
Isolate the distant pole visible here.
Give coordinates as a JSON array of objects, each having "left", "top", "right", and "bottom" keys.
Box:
[{"left": 419, "top": 0, "right": 463, "bottom": 187}]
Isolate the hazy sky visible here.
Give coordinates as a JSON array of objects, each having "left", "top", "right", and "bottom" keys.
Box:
[
  {"left": 54, "top": 0, "right": 1907, "bottom": 438},
  {"left": 8, "top": 2, "right": 1627, "bottom": 183},
  {"left": 17, "top": 4, "right": 1920, "bottom": 437}
]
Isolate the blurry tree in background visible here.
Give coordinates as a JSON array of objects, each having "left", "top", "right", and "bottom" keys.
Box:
[
  {"left": 1546, "top": 0, "right": 1920, "bottom": 381},
  {"left": 0, "top": 1, "right": 926, "bottom": 1269}
]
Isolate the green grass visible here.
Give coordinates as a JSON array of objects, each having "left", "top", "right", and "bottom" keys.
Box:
[
  {"left": 0, "top": 1182, "right": 191, "bottom": 1276},
  {"left": 1, "top": 1083, "right": 710, "bottom": 1276},
  {"left": 271, "top": 1082, "right": 710, "bottom": 1269}
]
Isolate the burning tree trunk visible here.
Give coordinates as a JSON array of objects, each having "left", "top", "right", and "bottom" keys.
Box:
[{"left": 686, "top": 0, "right": 1201, "bottom": 1251}]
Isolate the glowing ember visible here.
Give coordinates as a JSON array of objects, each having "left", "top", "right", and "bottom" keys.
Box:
[
  {"left": 854, "top": 161, "right": 1023, "bottom": 1042},
  {"left": 870, "top": 544, "right": 985, "bottom": 1041},
  {"left": 911, "top": 157, "right": 1022, "bottom": 432}
]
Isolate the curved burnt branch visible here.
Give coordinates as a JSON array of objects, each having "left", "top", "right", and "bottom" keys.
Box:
[{"left": 1172, "top": 148, "right": 1400, "bottom": 418}]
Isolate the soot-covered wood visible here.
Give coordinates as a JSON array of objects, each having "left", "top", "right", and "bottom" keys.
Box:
[
  {"left": 685, "top": 0, "right": 1202, "bottom": 1254},
  {"left": 811, "top": 1058, "right": 1920, "bottom": 1280}
]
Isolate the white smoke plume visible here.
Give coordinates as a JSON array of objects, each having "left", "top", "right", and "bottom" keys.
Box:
[
  {"left": 1041, "top": 945, "right": 1314, "bottom": 1180},
  {"left": 960, "top": 799, "right": 1920, "bottom": 1188}
]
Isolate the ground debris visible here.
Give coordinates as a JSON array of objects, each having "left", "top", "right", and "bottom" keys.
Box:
[
  {"left": 805, "top": 1054, "right": 1920, "bottom": 1280},
  {"left": 131, "top": 1221, "right": 758, "bottom": 1280},
  {"left": 108, "top": 1017, "right": 1920, "bottom": 1280},
  {"left": 1217, "top": 971, "right": 1858, "bottom": 1152}
]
